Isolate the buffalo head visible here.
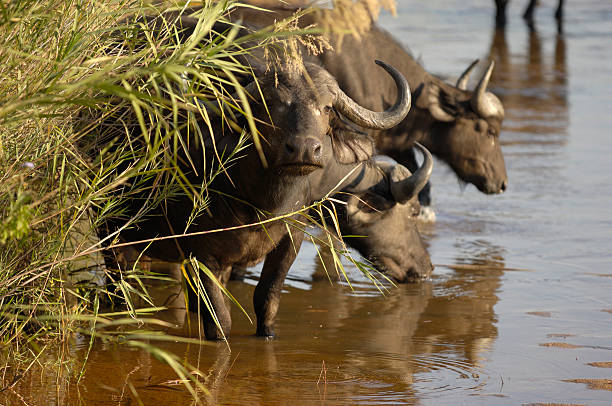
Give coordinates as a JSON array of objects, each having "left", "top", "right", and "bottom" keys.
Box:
[
  {"left": 416, "top": 60, "right": 507, "bottom": 194},
  {"left": 339, "top": 144, "right": 434, "bottom": 282},
  {"left": 245, "top": 60, "right": 410, "bottom": 175}
]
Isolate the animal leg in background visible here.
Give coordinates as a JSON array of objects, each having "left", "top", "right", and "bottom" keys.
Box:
[
  {"left": 187, "top": 265, "right": 233, "bottom": 340},
  {"left": 495, "top": 0, "right": 510, "bottom": 27},
  {"left": 254, "top": 226, "right": 305, "bottom": 337}
]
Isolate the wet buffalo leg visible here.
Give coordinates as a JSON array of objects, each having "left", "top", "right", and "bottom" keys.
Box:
[{"left": 254, "top": 227, "right": 305, "bottom": 337}]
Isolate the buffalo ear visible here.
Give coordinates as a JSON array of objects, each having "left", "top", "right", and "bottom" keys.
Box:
[
  {"left": 345, "top": 192, "right": 395, "bottom": 225},
  {"left": 331, "top": 125, "right": 375, "bottom": 164},
  {"left": 415, "top": 82, "right": 457, "bottom": 123}
]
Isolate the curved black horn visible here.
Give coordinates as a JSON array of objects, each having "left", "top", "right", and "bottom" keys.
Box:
[
  {"left": 332, "top": 60, "right": 411, "bottom": 130},
  {"left": 470, "top": 60, "right": 505, "bottom": 118},
  {"left": 456, "top": 59, "right": 479, "bottom": 90},
  {"left": 389, "top": 143, "right": 433, "bottom": 203}
]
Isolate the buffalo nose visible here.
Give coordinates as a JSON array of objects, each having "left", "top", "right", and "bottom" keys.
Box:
[
  {"left": 500, "top": 179, "right": 507, "bottom": 192},
  {"left": 284, "top": 137, "right": 323, "bottom": 165}
]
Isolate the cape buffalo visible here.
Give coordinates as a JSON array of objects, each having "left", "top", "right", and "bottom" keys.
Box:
[
  {"left": 335, "top": 144, "right": 434, "bottom": 283},
  {"left": 230, "top": 5, "right": 508, "bottom": 214},
  {"left": 94, "top": 13, "right": 424, "bottom": 339},
  {"left": 314, "top": 29, "right": 508, "bottom": 208}
]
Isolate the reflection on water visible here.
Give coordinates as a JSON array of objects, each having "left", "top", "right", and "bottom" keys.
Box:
[
  {"left": 488, "top": 25, "right": 568, "bottom": 145},
  {"left": 4, "top": 1, "right": 612, "bottom": 405},
  {"left": 419, "top": 239, "right": 504, "bottom": 369},
  {"left": 1, "top": 241, "right": 505, "bottom": 405}
]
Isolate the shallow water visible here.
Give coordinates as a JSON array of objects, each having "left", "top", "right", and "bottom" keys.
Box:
[{"left": 4, "top": 1, "right": 612, "bottom": 405}]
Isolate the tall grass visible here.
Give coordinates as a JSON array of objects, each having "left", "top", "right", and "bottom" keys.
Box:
[
  {"left": 0, "top": 0, "right": 282, "bottom": 393},
  {"left": 0, "top": 0, "right": 395, "bottom": 400}
]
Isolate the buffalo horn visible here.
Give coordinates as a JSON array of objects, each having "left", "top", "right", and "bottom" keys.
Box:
[
  {"left": 389, "top": 143, "right": 433, "bottom": 203},
  {"left": 470, "top": 60, "right": 505, "bottom": 119},
  {"left": 456, "top": 59, "right": 479, "bottom": 90},
  {"left": 332, "top": 60, "right": 411, "bottom": 130},
  {"left": 427, "top": 84, "right": 455, "bottom": 122}
]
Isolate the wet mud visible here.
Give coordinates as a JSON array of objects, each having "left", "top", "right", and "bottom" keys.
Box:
[
  {"left": 539, "top": 342, "right": 583, "bottom": 349},
  {"left": 563, "top": 379, "right": 612, "bottom": 392},
  {"left": 588, "top": 362, "right": 612, "bottom": 369}
]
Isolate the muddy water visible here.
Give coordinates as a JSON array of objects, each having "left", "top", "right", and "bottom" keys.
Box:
[{"left": 5, "top": 1, "right": 612, "bottom": 405}]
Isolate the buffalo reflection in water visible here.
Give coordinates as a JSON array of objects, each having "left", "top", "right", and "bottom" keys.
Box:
[{"left": 487, "top": 24, "right": 568, "bottom": 146}]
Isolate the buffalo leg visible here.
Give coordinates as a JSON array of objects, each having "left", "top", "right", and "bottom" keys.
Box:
[
  {"left": 495, "top": 0, "right": 510, "bottom": 28},
  {"left": 229, "top": 266, "right": 248, "bottom": 281},
  {"left": 523, "top": 0, "right": 537, "bottom": 26},
  {"left": 254, "top": 227, "right": 304, "bottom": 337},
  {"left": 187, "top": 265, "right": 232, "bottom": 340},
  {"left": 555, "top": 0, "right": 565, "bottom": 33},
  {"left": 96, "top": 222, "right": 129, "bottom": 306},
  {"left": 99, "top": 247, "right": 125, "bottom": 307},
  {"left": 554, "top": 0, "right": 564, "bottom": 20}
]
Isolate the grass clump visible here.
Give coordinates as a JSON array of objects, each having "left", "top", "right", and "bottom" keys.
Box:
[{"left": 0, "top": 0, "right": 291, "bottom": 394}]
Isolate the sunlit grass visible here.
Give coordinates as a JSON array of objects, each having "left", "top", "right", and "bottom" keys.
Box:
[{"left": 0, "top": 0, "right": 289, "bottom": 396}]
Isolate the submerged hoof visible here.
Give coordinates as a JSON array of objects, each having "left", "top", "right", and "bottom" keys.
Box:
[
  {"left": 256, "top": 326, "right": 276, "bottom": 339},
  {"left": 204, "top": 330, "right": 228, "bottom": 341},
  {"left": 203, "top": 322, "right": 231, "bottom": 341}
]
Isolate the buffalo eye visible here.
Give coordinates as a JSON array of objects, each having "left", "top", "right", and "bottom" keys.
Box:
[
  {"left": 323, "top": 105, "right": 332, "bottom": 114},
  {"left": 487, "top": 128, "right": 497, "bottom": 137}
]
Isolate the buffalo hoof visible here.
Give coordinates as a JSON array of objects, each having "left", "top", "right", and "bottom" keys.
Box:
[
  {"left": 256, "top": 326, "right": 276, "bottom": 339},
  {"left": 255, "top": 335, "right": 276, "bottom": 341},
  {"left": 203, "top": 320, "right": 231, "bottom": 341},
  {"left": 204, "top": 328, "right": 228, "bottom": 341}
]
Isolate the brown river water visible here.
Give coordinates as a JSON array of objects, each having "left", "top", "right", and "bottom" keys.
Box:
[{"left": 4, "top": 1, "right": 612, "bottom": 404}]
